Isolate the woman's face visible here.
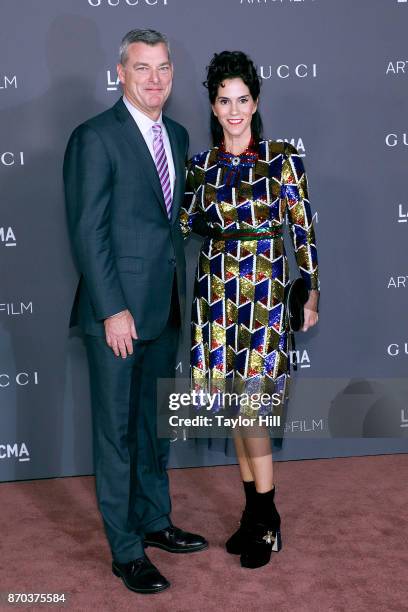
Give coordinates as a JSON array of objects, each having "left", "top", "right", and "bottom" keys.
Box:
[{"left": 212, "top": 77, "right": 258, "bottom": 145}]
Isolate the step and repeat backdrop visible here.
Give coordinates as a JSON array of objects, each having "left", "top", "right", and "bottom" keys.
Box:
[{"left": 1, "top": 0, "right": 408, "bottom": 482}]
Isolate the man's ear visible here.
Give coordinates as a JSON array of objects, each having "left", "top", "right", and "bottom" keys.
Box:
[{"left": 117, "top": 63, "right": 125, "bottom": 85}]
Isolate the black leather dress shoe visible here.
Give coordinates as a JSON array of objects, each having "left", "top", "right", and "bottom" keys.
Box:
[
  {"left": 112, "top": 555, "right": 170, "bottom": 594},
  {"left": 144, "top": 525, "right": 208, "bottom": 553}
]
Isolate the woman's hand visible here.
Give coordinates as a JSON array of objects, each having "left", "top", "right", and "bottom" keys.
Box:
[
  {"left": 302, "top": 308, "right": 318, "bottom": 332},
  {"left": 301, "top": 289, "right": 319, "bottom": 332}
]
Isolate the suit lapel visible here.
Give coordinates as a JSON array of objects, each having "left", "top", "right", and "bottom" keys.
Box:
[
  {"left": 114, "top": 99, "right": 168, "bottom": 217},
  {"left": 163, "top": 116, "right": 185, "bottom": 225}
]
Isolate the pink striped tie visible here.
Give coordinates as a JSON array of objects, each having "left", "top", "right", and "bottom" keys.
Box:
[{"left": 152, "top": 123, "right": 172, "bottom": 219}]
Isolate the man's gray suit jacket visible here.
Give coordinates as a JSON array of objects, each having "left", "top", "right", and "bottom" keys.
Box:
[{"left": 63, "top": 97, "right": 189, "bottom": 339}]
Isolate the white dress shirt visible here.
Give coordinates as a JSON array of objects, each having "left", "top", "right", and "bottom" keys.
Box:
[{"left": 123, "top": 95, "right": 175, "bottom": 197}]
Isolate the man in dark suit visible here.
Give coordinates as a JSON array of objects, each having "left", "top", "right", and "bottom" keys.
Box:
[{"left": 63, "top": 29, "right": 207, "bottom": 595}]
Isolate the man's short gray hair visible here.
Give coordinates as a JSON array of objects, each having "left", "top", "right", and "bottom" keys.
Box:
[{"left": 119, "top": 29, "right": 171, "bottom": 65}]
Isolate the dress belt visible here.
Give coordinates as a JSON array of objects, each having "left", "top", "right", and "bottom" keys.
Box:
[{"left": 211, "top": 226, "right": 283, "bottom": 241}]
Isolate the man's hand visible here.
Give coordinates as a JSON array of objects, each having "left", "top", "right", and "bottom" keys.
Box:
[{"left": 104, "top": 309, "right": 137, "bottom": 358}]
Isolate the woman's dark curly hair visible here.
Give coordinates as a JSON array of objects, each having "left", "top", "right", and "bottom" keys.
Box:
[{"left": 204, "top": 50, "right": 263, "bottom": 147}]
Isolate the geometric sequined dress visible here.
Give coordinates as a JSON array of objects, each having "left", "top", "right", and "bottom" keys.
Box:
[{"left": 180, "top": 140, "right": 319, "bottom": 421}]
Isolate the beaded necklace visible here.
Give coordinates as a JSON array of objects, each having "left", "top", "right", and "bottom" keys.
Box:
[{"left": 217, "top": 138, "right": 258, "bottom": 186}]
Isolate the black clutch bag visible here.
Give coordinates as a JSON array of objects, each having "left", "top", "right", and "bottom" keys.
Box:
[{"left": 285, "top": 277, "right": 309, "bottom": 333}]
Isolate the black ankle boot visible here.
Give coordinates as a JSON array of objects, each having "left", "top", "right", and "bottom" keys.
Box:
[
  {"left": 225, "top": 481, "right": 256, "bottom": 555},
  {"left": 240, "top": 486, "right": 282, "bottom": 569}
]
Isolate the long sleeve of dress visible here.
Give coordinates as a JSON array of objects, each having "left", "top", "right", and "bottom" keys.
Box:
[
  {"left": 281, "top": 143, "right": 320, "bottom": 293},
  {"left": 180, "top": 158, "right": 209, "bottom": 239}
]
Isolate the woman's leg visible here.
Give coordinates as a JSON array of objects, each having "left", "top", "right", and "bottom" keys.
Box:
[
  {"left": 228, "top": 430, "right": 280, "bottom": 562},
  {"left": 238, "top": 428, "right": 282, "bottom": 568},
  {"left": 233, "top": 428, "right": 275, "bottom": 491},
  {"left": 233, "top": 432, "right": 254, "bottom": 482},
  {"left": 226, "top": 433, "right": 256, "bottom": 555},
  {"left": 240, "top": 432, "right": 274, "bottom": 493}
]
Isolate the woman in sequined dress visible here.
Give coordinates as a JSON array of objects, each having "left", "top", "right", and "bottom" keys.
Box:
[{"left": 180, "top": 51, "right": 319, "bottom": 569}]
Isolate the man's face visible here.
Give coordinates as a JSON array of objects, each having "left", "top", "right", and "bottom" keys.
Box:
[{"left": 117, "top": 42, "right": 173, "bottom": 120}]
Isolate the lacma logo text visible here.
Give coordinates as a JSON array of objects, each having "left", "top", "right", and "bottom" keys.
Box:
[
  {"left": 276, "top": 137, "right": 306, "bottom": 157},
  {"left": 0, "top": 442, "right": 30, "bottom": 462},
  {"left": 0, "top": 227, "right": 16, "bottom": 247}
]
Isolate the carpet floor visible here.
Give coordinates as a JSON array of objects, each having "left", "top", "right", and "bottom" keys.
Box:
[{"left": 1, "top": 454, "right": 407, "bottom": 612}]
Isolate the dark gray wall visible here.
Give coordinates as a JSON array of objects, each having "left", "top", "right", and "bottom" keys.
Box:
[{"left": 1, "top": 0, "right": 407, "bottom": 481}]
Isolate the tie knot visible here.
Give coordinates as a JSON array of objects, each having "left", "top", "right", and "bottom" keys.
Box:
[{"left": 152, "top": 123, "right": 162, "bottom": 137}]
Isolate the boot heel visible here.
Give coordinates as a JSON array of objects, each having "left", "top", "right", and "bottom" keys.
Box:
[{"left": 272, "top": 529, "right": 282, "bottom": 552}]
